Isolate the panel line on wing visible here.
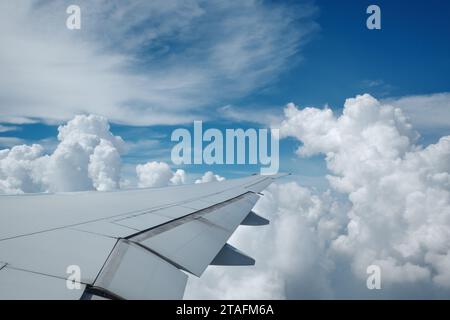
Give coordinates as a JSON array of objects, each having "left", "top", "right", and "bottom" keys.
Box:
[
  {"left": 126, "top": 193, "right": 252, "bottom": 243},
  {"left": 91, "top": 239, "right": 129, "bottom": 286},
  {"left": 108, "top": 222, "right": 141, "bottom": 232},
  {"left": 131, "top": 241, "right": 189, "bottom": 273},
  {"left": 92, "top": 238, "right": 188, "bottom": 299},
  {"left": 0, "top": 178, "right": 265, "bottom": 242},
  {"left": 2, "top": 264, "right": 86, "bottom": 284},
  {"left": 243, "top": 177, "right": 271, "bottom": 188},
  {"left": 68, "top": 227, "right": 122, "bottom": 239}
]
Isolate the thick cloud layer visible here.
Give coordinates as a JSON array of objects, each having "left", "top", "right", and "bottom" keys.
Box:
[
  {"left": 185, "top": 182, "right": 344, "bottom": 299},
  {"left": 0, "top": 115, "right": 124, "bottom": 193},
  {"left": 186, "top": 94, "right": 450, "bottom": 299},
  {"left": 280, "top": 94, "right": 450, "bottom": 288}
]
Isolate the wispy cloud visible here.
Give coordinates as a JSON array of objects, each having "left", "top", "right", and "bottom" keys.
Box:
[
  {"left": 0, "top": 125, "right": 20, "bottom": 133},
  {"left": 383, "top": 92, "right": 450, "bottom": 133},
  {"left": 360, "top": 79, "right": 395, "bottom": 97},
  {"left": 0, "top": 0, "right": 318, "bottom": 126},
  {"left": 218, "top": 104, "right": 284, "bottom": 126},
  {"left": 0, "top": 137, "right": 25, "bottom": 148}
]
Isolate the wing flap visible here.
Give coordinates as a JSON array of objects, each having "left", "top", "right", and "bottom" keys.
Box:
[
  {"left": 211, "top": 243, "right": 255, "bottom": 266},
  {"left": 241, "top": 211, "right": 270, "bottom": 226},
  {"left": 129, "top": 193, "right": 258, "bottom": 277},
  {"left": 92, "top": 239, "right": 188, "bottom": 300}
]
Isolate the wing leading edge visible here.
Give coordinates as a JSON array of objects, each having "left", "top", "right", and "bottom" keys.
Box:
[{"left": 0, "top": 174, "right": 287, "bottom": 299}]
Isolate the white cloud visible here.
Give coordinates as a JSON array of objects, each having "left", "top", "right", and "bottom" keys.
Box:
[
  {"left": 280, "top": 94, "right": 450, "bottom": 291},
  {"left": 3, "top": 93, "right": 450, "bottom": 298},
  {"left": 217, "top": 105, "right": 283, "bottom": 126},
  {"left": 136, "top": 161, "right": 178, "bottom": 188},
  {"left": 44, "top": 114, "right": 125, "bottom": 192},
  {"left": 88, "top": 140, "right": 122, "bottom": 192},
  {"left": 195, "top": 171, "right": 225, "bottom": 184},
  {"left": 135, "top": 164, "right": 227, "bottom": 188},
  {"left": 0, "top": 117, "right": 38, "bottom": 125},
  {"left": 187, "top": 93, "right": 450, "bottom": 299},
  {"left": 185, "top": 182, "right": 344, "bottom": 299},
  {"left": 384, "top": 92, "right": 450, "bottom": 132},
  {"left": 0, "top": 125, "right": 20, "bottom": 133},
  {"left": 0, "top": 144, "right": 46, "bottom": 194},
  {"left": 0, "top": 137, "right": 25, "bottom": 148},
  {"left": 0, "top": 0, "right": 317, "bottom": 125},
  {"left": 0, "top": 114, "right": 124, "bottom": 193},
  {"left": 0, "top": 114, "right": 219, "bottom": 193},
  {"left": 135, "top": 162, "right": 187, "bottom": 188},
  {"left": 218, "top": 91, "right": 450, "bottom": 134},
  {"left": 171, "top": 169, "right": 187, "bottom": 185}
]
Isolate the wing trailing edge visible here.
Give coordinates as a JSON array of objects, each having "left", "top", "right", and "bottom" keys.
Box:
[
  {"left": 211, "top": 243, "right": 255, "bottom": 266},
  {"left": 241, "top": 210, "right": 269, "bottom": 226}
]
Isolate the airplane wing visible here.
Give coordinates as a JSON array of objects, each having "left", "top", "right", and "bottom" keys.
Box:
[{"left": 0, "top": 174, "right": 285, "bottom": 300}]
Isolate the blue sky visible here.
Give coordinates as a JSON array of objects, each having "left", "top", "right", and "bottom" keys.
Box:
[{"left": 1, "top": 0, "right": 449, "bottom": 183}]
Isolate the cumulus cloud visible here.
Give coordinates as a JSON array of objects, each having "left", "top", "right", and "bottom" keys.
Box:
[
  {"left": 286, "top": 94, "right": 450, "bottom": 291},
  {"left": 195, "top": 171, "right": 225, "bottom": 184},
  {"left": 0, "top": 114, "right": 220, "bottom": 193},
  {"left": 186, "top": 182, "right": 345, "bottom": 299},
  {"left": 0, "top": 114, "right": 124, "bottom": 193},
  {"left": 88, "top": 140, "right": 122, "bottom": 192},
  {"left": 171, "top": 169, "right": 187, "bottom": 186},
  {"left": 0, "top": 144, "right": 46, "bottom": 194},
  {"left": 187, "top": 93, "right": 450, "bottom": 299},
  {"left": 136, "top": 161, "right": 187, "bottom": 188},
  {"left": 279, "top": 94, "right": 450, "bottom": 287}
]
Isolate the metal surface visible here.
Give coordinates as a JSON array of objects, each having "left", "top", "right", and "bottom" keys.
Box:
[
  {"left": 133, "top": 194, "right": 258, "bottom": 276},
  {"left": 0, "top": 266, "right": 85, "bottom": 300},
  {"left": 0, "top": 174, "right": 282, "bottom": 299},
  {"left": 211, "top": 243, "right": 255, "bottom": 266},
  {"left": 0, "top": 228, "right": 116, "bottom": 282},
  {"left": 93, "top": 240, "right": 188, "bottom": 299},
  {"left": 241, "top": 211, "right": 270, "bottom": 226}
]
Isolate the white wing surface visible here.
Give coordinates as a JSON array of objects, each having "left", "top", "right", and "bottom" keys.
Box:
[{"left": 0, "top": 174, "right": 285, "bottom": 299}]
